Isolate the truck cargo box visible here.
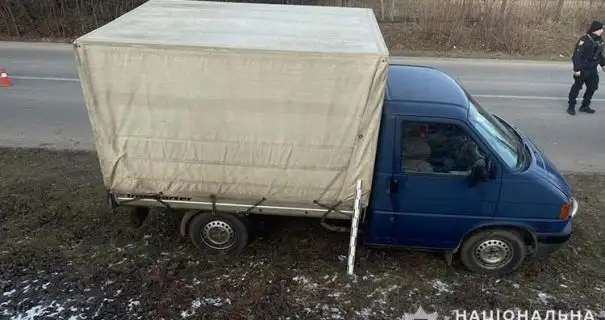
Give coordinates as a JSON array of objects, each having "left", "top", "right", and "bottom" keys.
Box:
[{"left": 73, "top": 0, "right": 389, "bottom": 214}]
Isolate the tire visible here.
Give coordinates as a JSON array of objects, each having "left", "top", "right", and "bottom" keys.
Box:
[
  {"left": 188, "top": 211, "right": 249, "bottom": 255},
  {"left": 459, "top": 229, "right": 526, "bottom": 275}
]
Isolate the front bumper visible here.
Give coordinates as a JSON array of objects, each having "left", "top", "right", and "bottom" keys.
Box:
[{"left": 533, "top": 197, "right": 578, "bottom": 257}]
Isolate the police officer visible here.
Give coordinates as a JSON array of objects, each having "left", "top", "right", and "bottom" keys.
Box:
[{"left": 567, "top": 20, "right": 605, "bottom": 115}]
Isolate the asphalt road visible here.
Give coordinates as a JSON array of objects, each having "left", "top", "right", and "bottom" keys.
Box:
[{"left": 1, "top": 41, "right": 605, "bottom": 172}]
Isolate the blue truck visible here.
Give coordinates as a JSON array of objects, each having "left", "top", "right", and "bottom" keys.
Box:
[
  {"left": 362, "top": 63, "right": 578, "bottom": 274},
  {"left": 74, "top": 0, "right": 578, "bottom": 276}
]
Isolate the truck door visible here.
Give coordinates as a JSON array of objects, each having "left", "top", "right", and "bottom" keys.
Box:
[{"left": 387, "top": 115, "right": 502, "bottom": 250}]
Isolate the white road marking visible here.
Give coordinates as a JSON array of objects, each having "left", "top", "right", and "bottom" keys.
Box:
[
  {"left": 9, "top": 75, "right": 605, "bottom": 102},
  {"left": 10, "top": 76, "right": 79, "bottom": 82},
  {"left": 474, "top": 94, "right": 605, "bottom": 102}
]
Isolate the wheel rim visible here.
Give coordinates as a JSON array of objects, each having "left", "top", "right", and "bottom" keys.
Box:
[
  {"left": 473, "top": 239, "right": 513, "bottom": 269},
  {"left": 201, "top": 220, "right": 235, "bottom": 250}
]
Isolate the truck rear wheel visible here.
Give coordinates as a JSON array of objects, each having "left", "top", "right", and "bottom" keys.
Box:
[
  {"left": 459, "top": 229, "right": 526, "bottom": 275},
  {"left": 188, "top": 212, "right": 249, "bottom": 254}
]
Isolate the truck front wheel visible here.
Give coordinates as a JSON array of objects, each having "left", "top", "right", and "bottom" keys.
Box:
[
  {"left": 459, "top": 229, "right": 526, "bottom": 275},
  {"left": 188, "top": 212, "right": 249, "bottom": 254}
]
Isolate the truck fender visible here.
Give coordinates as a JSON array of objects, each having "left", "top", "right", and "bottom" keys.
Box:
[
  {"left": 180, "top": 210, "right": 200, "bottom": 236},
  {"left": 453, "top": 222, "right": 538, "bottom": 254}
]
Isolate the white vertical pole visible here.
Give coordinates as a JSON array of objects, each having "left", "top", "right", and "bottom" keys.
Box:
[{"left": 347, "top": 179, "right": 363, "bottom": 276}]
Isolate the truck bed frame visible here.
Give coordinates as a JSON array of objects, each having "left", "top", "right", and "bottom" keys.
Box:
[{"left": 109, "top": 191, "right": 356, "bottom": 220}]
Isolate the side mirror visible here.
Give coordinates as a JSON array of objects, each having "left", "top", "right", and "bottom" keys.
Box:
[{"left": 468, "top": 158, "right": 492, "bottom": 188}]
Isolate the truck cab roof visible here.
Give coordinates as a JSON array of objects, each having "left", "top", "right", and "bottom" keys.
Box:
[{"left": 385, "top": 64, "right": 470, "bottom": 119}]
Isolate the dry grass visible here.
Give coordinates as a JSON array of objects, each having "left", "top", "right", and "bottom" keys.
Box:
[
  {"left": 2, "top": 0, "right": 605, "bottom": 56},
  {"left": 376, "top": 0, "right": 605, "bottom": 56}
]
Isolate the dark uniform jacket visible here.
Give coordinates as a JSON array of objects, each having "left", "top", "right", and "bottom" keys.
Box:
[{"left": 572, "top": 33, "right": 605, "bottom": 73}]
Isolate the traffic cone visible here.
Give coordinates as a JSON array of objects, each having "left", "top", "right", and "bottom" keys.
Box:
[{"left": 0, "top": 68, "right": 11, "bottom": 87}]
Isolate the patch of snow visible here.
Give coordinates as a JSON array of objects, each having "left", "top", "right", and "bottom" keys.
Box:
[
  {"left": 128, "top": 300, "right": 141, "bottom": 312},
  {"left": 314, "top": 303, "right": 344, "bottom": 319},
  {"left": 180, "top": 297, "right": 231, "bottom": 318},
  {"left": 94, "top": 298, "right": 114, "bottom": 318},
  {"left": 408, "top": 288, "right": 419, "bottom": 297},
  {"left": 5, "top": 300, "right": 68, "bottom": 320},
  {"left": 109, "top": 258, "right": 128, "bottom": 267},
  {"left": 361, "top": 272, "right": 389, "bottom": 283},
  {"left": 356, "top": 308, "right": 375, "bottom": 319},
  {"left": 13, "top": 305, "right": 47, "bottom": 319},
  {"left": 431, "top": 280, "right": 453, "bottom": 295},
  {"left": 367, "top": 284, "right": 399, "bottom": 305},
  {"left": 537, "top": 292, "right": 552, "bottom": 304},
  {"left": 3, "top": 290, "right": 16, "bottom": 297},
  {"left": 328, "top": 274, "right": 338, "bottom": 283},
  {"left": 292, "top": 276, "right": 319, "bottom": 290}
]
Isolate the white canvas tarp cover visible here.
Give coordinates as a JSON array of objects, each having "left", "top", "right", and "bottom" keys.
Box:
[{"left": 73, "top": 0, "right": 389, "bottom": 210}]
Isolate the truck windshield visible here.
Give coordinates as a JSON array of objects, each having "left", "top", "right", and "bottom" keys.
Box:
[{"left": 465, "top": 92, "right": 523, "bottom": 170}]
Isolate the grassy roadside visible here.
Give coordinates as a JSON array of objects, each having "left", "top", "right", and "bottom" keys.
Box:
[{"left": 0, "top": 147, "right": 604, "bottom": 319}]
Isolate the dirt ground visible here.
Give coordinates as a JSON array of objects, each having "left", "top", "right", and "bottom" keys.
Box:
[{"left": 1, "top": 147, "right": 604, "bottom": 319}]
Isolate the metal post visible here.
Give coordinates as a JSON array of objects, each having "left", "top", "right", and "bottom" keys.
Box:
[{"left": 347, "top": 179, "right": 363, "bottom": 276}]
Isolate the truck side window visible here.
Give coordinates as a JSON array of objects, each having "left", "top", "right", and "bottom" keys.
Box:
[{"left": 401, "top": 121, "right": 486, "bottom": 175}]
